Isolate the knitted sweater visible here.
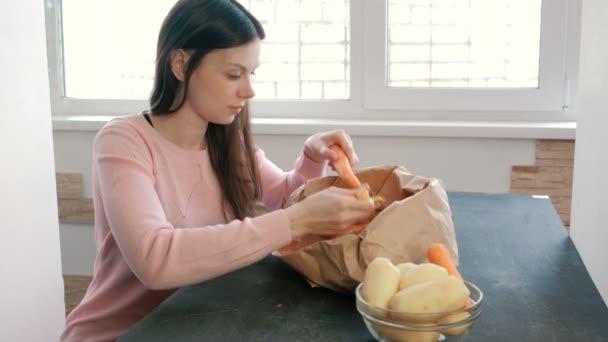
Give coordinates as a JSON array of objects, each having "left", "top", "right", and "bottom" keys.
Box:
[{"left": 61, "top": 114, "right": 325, "bottom": 341}]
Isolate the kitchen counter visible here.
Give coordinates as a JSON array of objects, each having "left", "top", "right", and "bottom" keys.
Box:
[{"left": 119, "top": 193, "right": 608, "bottom": 341}]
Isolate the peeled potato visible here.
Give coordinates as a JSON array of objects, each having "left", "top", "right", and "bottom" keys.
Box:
[
  {"left": 362, "top": 257, "right": 401, "bottom": 314},
  {"left": 376, "top": 323, "right": 440, "bottom": 342},
  {"left": 438, "top": 312, "right": 472, "bottom": 335},
  {"left": 399, "top": 263, "right": 448, "bottom": 290},
  {"left": 389, "top": 276, "right": 470, "bottom": 323},
  {"left": 396, "top": 262, "right": 418, "bottom": 276}
]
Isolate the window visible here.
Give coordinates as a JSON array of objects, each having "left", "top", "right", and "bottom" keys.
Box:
[
  {"left": 247, "top": 0, "right": 350, "bottom": 100},
  {"left": 387, "top": 0, "right": 542, "bottom": 89},
  {"left": 59, "top": 0, "right": 349, "bottom": 101},
  {"left": 363, "top": 0, "right": 574, "bottom": 111},
  {"left": 46, "top": 0, "right": 579, "bottom": 118}
]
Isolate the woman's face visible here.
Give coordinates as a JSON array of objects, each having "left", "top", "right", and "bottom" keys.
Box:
[{"left": 184, "top": 39, "right": 260, "bottom": 125}]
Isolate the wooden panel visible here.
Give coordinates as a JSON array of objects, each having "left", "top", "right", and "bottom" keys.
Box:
[
  {"left": 511, "top": 139, "right": 575, "bottom": 228},
  {"left": 512, "top": 165, "right": 539, "bottom": 173},
  {"left": 58, "top": 198, "right": 94, "bottom": 224},
  {"left": 536, "top": 140, "right": 575, "bottom": 160},
  {"left": 536, "top": 158, "right": 577, "bottom": 167},
  {"left": 552, "top": 195, "right": 572, "bottom": 214},
  {"left": 536, "top": 149, "right": 575, "bottom": 160},
  {"left": 511, "top": 187, "right": 572, "bottom": 197},
  {"left": 511, "top": 166, "right": 573, "bottom": 189},
  {"left": 56, "top": 173, "right": 82, "bottom": 199},
  {"left": 537, "top": 140, "right": 575, "bottom": 152},
  {"left": 560, "top": 214, "right": 571, "bottom": 227},
  {"left": 56, "top": 172, "right": 95, "bottom": 224}
]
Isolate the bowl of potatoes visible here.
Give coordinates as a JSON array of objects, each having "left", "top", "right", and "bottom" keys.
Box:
[{"left": 355, "top": 256, "right": 483, "bottom": 342}]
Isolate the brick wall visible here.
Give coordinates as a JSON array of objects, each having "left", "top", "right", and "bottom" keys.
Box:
[
  {"left": 511, "top": 140, "right": 575, "bottom": 228},
  {"left": 56, "top": 173, "right": 94, "bottom": 224}
]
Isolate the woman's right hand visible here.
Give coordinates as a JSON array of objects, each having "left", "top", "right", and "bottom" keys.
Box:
[{"left": 285, "top": 186, "right": 376, "bottom": 240}]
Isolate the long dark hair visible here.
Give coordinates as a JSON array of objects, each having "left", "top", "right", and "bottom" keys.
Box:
[{"left": 150, "top": 0, "right": 265, "bottom": 220}]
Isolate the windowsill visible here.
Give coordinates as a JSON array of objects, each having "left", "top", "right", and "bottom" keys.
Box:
[{"left": 52, "top": 115, "right": 576, "bottom": 140}]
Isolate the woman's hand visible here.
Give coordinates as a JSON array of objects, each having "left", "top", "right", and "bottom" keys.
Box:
[
  {"left": 303, "top": 130, "right": 359, "bottom": 166},
  {"left": 285, "top": 186, "right": 375, "bottom": 240}
]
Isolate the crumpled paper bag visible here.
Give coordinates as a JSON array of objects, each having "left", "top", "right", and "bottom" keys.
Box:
[{"left": 272, "top": 165, "right": 459, "bottom": 293}]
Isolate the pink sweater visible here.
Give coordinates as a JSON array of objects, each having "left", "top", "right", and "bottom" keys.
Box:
[{"left": 61, "top": 114, "right": 325, "bottom": 341}]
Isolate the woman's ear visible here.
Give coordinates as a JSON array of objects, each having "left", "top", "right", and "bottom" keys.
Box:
[{"left": 170, "top": 49, "right": 190, "bottom": 81}]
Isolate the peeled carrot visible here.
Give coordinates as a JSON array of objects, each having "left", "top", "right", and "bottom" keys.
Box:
[
  {"left": 329, "top": 144, "right": 361, "bottom": 188},
  {"left": 427, "top": 243, "right": 473, "bottom": 308},
  {"left": 427, "top": 243, "right": 463, "bottom": 280}
]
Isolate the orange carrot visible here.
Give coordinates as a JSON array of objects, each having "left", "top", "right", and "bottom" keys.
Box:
[
  {"left": 427, "top": 243, "right": 463, "bottom": 280},
  {"left": 427, "top": 243, "right": 474, "bottom": 308},
  {"left": 329, "top": 144, "right": 361, "bottom": 188}
]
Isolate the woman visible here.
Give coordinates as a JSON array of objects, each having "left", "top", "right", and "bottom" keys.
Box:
[{"left": 61, "top": 0, "right": 374, "bottom": 340}]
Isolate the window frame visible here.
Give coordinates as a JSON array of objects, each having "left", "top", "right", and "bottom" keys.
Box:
[
  {"left": 363, "top": 0, "right": 572, "bottom": 112},
  {"left": 45, "top": 0, "right": 580, "bottom": 121}
]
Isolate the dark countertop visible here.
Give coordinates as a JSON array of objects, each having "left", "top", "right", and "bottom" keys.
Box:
[{"left": 119, "top": 193, "right": 608, "bottom": 342}]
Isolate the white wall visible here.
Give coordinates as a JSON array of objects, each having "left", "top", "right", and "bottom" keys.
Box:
[
  {"left": 570, "top": 0, "right": 608, "bottom": 305},
  {"left": 54, "top": 129, "right": 537, "bottom": 274},
  {"left": 0, "top": 0, "right": 66, "bottom": 340}
]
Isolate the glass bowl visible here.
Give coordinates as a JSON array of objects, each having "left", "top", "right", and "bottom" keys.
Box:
[{"left": 355, "top": 280, "right": 483, "bottom": 342}]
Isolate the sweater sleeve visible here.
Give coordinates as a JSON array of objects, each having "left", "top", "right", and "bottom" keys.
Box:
[
  {"left": 256, "top": 148, "right": 327, "bottom": 210},
  {"left": 93, "top": 122, "right": 293, "bottom": 290}
]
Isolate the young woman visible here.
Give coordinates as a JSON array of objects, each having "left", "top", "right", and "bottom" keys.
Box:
[{"left": 61, "top": 0, "right": 374, "bottom": 340}]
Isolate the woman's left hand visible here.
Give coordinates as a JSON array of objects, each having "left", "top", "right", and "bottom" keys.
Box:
[{"left": 303, "top": 130, "right": 359, "bottom": 166}]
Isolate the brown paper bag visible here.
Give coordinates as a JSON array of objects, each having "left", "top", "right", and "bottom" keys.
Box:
[{"left": 272, "top": 165, "right": 459, "bottom": 293}]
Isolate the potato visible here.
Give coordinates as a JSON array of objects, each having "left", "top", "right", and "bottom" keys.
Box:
[
  {"left": 438, "top": 312, "right": 472, "bottom": 335},
  {"left": 362, "top": 257, "right": 401, "bottom": 312},
  {"left": 376, "top": 323, "right": 440, "bottom": 342},
  {"left": 388, "top": 276, "right": 470, "bottom": 323},
  {"left": 396, "top": 262, "right": 418, "bottom": 276},
  {"left": 399, "top": 263, "right": 448, "bottom": 290}
]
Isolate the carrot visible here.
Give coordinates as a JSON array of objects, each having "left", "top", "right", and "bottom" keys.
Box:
[
  {"left": 427, "top": 243, "right": 463, "bottom": 280},
  {"left": 427, "top": 243, "right": 474, "bottom": 308},
  {"left": 329, "top": 144, "right": 361, "bottom": 188}
]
